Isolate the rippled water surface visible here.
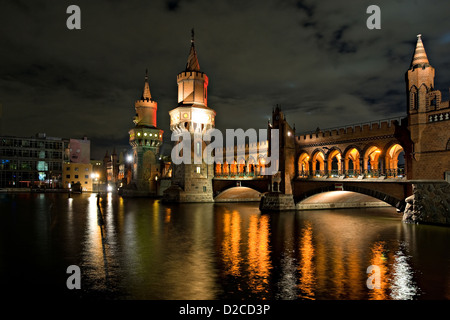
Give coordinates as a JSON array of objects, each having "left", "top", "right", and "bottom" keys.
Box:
[{"left": 1, "top": 193, "right": 450, "bottom": 300}]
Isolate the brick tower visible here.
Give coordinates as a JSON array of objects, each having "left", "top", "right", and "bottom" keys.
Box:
[
  {"left": 164, "top": 30, "right": 216, "bottom": 202},
  {"left": 127, "top": 70, "right": 164, "bottom": 195},
  {"left": 406, "top": 34, "right": 450, "bottom": 180}
]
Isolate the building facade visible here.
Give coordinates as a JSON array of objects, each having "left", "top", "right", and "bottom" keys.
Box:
[
  {"left": 62, "top": 162, "right": 93, "bottom": 192},
  {"left": 0, "top": 133, "right": 68, "bottom": 188}
]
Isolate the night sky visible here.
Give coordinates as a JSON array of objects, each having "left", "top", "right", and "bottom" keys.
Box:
[{"left": 1, "top": 0, "right": 450, "bottom": 159}]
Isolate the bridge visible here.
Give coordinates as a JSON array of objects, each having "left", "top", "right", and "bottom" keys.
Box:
[{"left": 162, "top": 34, "right": 450, "bottom": 225}]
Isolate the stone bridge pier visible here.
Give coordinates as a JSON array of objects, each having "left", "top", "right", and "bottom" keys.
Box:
[{"left": 403, "top": 181, "right": 450, "bottom": 225}]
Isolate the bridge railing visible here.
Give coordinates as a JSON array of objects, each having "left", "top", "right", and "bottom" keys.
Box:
[
  {"left": 214, "top": 172, "right": 264, "bottom": 179},
  {"left": 298, "top": 168, "right": 406, "bottom": 179}
]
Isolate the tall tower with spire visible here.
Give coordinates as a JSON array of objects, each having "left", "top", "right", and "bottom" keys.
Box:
[
  {"left": 406, "top": 34, "right": 450, "bottom": 180},
  {"left": 164, "top": 30, "right": 216, "bottom": 202},
  {"left": 127, "top": 71, "right": 164, "bottom": 195},
  {"left": 406, "top": 34, "right": 436, "bottom": 113}
]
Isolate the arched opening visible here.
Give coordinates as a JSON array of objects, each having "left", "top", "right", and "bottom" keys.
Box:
[
  {"left": 344, "top": 148, "right": 361, "bottom": 177},
  {"left": 223, "top": 161, "right": 229, "bottom": 175},
  {"left": 247, "top": 157, "right": 256, "bottom": 177},
  {"left": 364, "top": 146, "right": 382, "bottom": 177},
  {"left": 312, "top": 151, "right": 325, "bottom": 177},
  {"left": 327, "top": 149, "right": 342, "bottom": 177},
  {"left": 215, "top": 161, "right": 222, "bottom": 176},
  {"left": 237, "top": 158, "right": 246, "bottom": 176},
  {"left": 298, "top": 153, "right": 310, "bottom": 177},
  {"left": 230, "top": 160, "right": 238, "bottom": 176},
  {"left": 258, "top": 157, "right": 266, "bottom": 176},
  {"left": 385, "top": 144, "right": 405, "bottom": 178}
]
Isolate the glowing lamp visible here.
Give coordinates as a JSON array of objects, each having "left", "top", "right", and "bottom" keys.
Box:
[{"left": 192, "top": 109, "right": 209, "bottom": 124}]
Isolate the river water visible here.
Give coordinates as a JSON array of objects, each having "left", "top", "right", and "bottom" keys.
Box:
[{"left": 1, "top": 192, "right": 449, "bottom": 300}]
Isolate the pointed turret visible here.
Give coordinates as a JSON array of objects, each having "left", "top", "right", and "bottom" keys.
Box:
[
  {"left": 410, "top": 34, "right": 431, "bottom": 69},
  {"left": 185, "top": 29, "right": 200, "bottom": 72},
  {"left": 141, "top": 69, "right": 152, "bottom": 100}
]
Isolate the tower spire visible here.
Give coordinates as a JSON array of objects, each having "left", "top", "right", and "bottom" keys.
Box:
[
  {"left": 142, "top": 69, "right": 151, "bottom": 100},
  {"left": 186, "top": 29, "right": 200, "bottom": 72},
  {"left": 410, "top": 34, "right": 430, "bottom": 68}
]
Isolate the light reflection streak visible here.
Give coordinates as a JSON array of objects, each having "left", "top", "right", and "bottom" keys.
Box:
[
  {"left": 368, "top": 241, "right": 389, "bottom": 300},
  {"left": 390, "top": 244, "right": 419, "bottom": 300},
  {"left": 222, "top": 210, "right": 242, "bottom": 277},
  {"left": 297, "top": 223, "right": 315, "bottom": 299},
  {"left": 247, "top": 214, "right": 271, "bottom": 296}
]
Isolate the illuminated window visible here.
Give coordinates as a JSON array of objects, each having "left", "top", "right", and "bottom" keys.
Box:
[
  {"left": 183, "top": 113, "right": 188, "bottom": 118},
  {"left": 196, "top": 166, "right": 201, "bottom": 174},
  {"left": 137, "top": 132, "right": 141, "bottom": 136},
  {"left": 144, "top": 133, "right": 147, "bottom": 136}
]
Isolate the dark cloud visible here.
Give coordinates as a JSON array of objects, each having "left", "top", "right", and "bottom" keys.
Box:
[{"left": 1, "top": 0, "right": 450, "bottom": 159}]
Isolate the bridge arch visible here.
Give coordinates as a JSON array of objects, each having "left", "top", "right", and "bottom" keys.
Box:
[
  {"left": 295, "top": 186, "right": 405, "bottom": 211},
  {"left": 214, "top": 186, "right": 262, "bottom": 202}
]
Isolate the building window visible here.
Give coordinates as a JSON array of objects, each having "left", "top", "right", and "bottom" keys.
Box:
[
  {"left": 196, "top": 166, "right": 201, "bottom": 174},
  {"left": 66, "top": 167, "right": 70, "bottom": 171},
  {"left": 85, "top": 168, "right": 89, "bottom": 171},
  {"left": 203, "top": 186, "right": 207, "bottom": 192},
  {"left": 66, "top": 175, "right": 70, "bottom": 179},
  {"left": 74, "top": 167, "right": 79, "bottom": 172},
  {"left": 75, "top": 175, "right": 78, "bottom": 179},
  {"left": 85, "top": 181, "right": 88, "bottom": 184},
  {"left": 85, "top": 175, "right": 89, "bottom": 179}
]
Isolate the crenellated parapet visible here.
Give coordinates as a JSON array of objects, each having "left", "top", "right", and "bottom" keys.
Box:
[{"left": 295, "top": 117, "right": 404, "bottom": 147}]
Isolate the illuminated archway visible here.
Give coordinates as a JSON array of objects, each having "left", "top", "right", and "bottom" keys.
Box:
[
  {"left": 298, "top": 152, "right": 310, "bottom": 177},
  {"left": 258, "top": 157, "right": 266, "bottom": 176},
  {"left": 344, "top": 148, "right": 361, "bottom": 177},
  {"left": 223, "top": 161, "right": 229, "bottom": 175},
  {"left": 247, "top": 156, "right": 256, "bottom": 176},
  {"left": 327, "top": 149, "right": 342, "bottom": 177},
  {"left": 385, "top": 144, "right": 405, "bottom": 177},
  {"left": 230, "top": 160, "right": 238, "bottom": 175},
  {"left": 364, "top": 146, "right": 382, "bottom": 177},
  {"left": 311, "top": 151, "right": 325, "bottom": 177},
  {"left": 215, "top": 160, "right": 222, "bottom": 176},
  {"left": 237, "top": 158, "right": 246, "bottom": 174}
]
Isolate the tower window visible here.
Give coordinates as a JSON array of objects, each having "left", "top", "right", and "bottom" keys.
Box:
[
  {"left": 196, "top": 142, "right": 201, "bottom": 156},
  {"left": 196, "top": 166, "right": 201, "bottom": 174}
]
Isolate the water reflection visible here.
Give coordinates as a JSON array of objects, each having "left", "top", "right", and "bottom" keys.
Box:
[{"left": 0, "top": 194, "right": 445, "bottom": 300}]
